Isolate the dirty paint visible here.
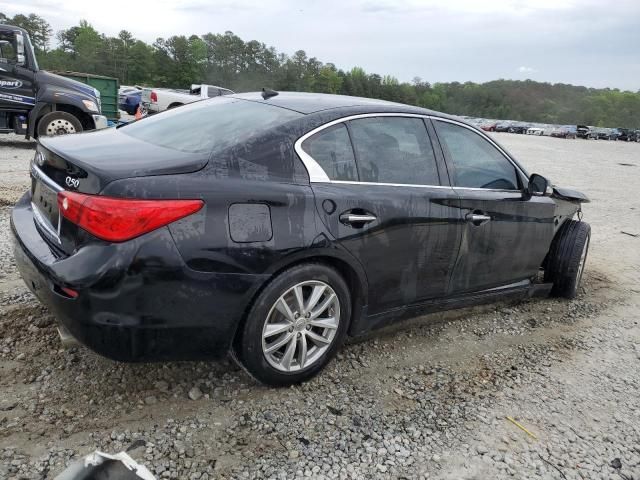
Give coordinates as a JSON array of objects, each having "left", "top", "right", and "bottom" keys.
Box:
[{"left": 12, "top": 92, "right": 588, "bottom": 364}]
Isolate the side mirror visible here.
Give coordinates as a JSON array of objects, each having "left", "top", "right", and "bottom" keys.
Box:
[
  {"left": 15, "top": 32, "right": 26, "bottom": 67},
  {"left": 527, "top": 173, "right": 551, "bottom": 196}
]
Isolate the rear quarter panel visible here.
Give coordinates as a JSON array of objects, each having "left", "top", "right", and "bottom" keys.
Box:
[{"left": 101, "top": 174, "right": 321, "bottom": 276}]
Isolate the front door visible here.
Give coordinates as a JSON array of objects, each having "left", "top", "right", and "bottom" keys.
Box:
[
  {"left": 431, "top": 118, "right": 556, "bottom": 294},
  {"left": 301, "top": 116, "right": 462, "bottom": 315},
  {"left": 0, "top": 29, "right": 35, "bottom": 111}
]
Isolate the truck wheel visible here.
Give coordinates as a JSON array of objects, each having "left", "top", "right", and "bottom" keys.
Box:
[
  {"left": 544, "top": 220, "right": 591, "bottom": 299},
  {"left": 37, "top": 112, "right": 83, "bottom": 137}
]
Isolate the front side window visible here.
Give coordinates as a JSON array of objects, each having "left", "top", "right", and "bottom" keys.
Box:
[
  {"left": 434, "top": 121, "right": 519, "bottom": 190},
  {"left": 348, "top": 117, "right": 440, "bottom": 185},
  {"left": 0, "top": 32, "right": 17, "bottom": 64},
  {"left": 301, "top": 124, "right": 358, "bottom": 181}
]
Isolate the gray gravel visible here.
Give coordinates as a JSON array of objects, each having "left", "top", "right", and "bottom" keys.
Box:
[{"left": 1, "top": 132, "right": 639, "bottom": 479}]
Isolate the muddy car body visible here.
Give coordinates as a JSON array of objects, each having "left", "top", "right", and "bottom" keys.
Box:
[{"left": 11, "top": 92, "right": 591, "bottom": 385}]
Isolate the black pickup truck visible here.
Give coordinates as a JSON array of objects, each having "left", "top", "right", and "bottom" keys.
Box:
[{"left": 0, "top": 25, "right": 107, "bottom": 138}]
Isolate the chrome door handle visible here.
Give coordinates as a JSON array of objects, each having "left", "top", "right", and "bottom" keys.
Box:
[
  {"left": 466, "top": 213, "right": 491, "bottom": 225},
  {"left": 339, "top": 213, "right": 377, "bottom": 225}
]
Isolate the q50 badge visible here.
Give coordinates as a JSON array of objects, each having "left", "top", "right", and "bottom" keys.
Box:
[{"left": 65, "top": 176, "right": 80, "bottom": 189}]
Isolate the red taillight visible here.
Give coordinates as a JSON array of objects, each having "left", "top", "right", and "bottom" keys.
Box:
[
  {"left": 57, "top": 192, "right": 203, "bottom": 242},
  {"left": 150, "top": 91, "right": 157, "bottom": 103},
  {"left": 61, "top": 286, "right": 79, "bottom": 298}
]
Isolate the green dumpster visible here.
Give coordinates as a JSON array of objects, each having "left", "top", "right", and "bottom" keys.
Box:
[{"left": 53, "top": 71, "right": 120, "bottom": 122}]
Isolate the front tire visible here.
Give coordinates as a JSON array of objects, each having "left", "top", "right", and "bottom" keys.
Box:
[
  {"left": 544, "top": 220, "right": 591, "bottom": 299},
  {"left": 234, "top": 264, "right": 351, "bottom": 386},
  {"left": 37, "top": 111, "right": 83, "bottom": 137}
]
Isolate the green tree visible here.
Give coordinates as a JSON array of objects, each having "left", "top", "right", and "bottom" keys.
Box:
[
  {"left": 314, "top": 64, "right": 342, "bottom": 93},
  {"left": 0, "top": 12, "right": 52, "bottom": 52}
]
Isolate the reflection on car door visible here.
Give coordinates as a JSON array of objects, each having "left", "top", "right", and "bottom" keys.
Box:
[
  {"left": 432, "top": 119, "right": 556, "bottom": 294},
  {"left": 301, "top": 116, "right": 462, "bottom": 315}
]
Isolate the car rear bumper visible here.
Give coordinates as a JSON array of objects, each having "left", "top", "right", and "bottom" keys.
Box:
[{"left": 11, "top": 191, "right": 269, "bottom": 362}]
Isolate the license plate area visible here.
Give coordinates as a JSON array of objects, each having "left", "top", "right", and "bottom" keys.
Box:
[{"left": 31, "top": 174, "right": 61, "bottom": 243}]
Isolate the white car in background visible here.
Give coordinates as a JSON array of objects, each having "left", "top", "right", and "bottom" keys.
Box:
[
  {"left": 526, "top": 127, "right": 545, "bottom": 136},
  {"left": 141, "top": 84, "right": 234, "bottom": 114},
  {"left": 118, "top": 85, "right": 142, "bottom": 96}
]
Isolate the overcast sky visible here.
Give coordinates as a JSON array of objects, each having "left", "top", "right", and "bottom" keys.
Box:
[{"left": 2, "top": 0, "right": 639, "bottom": 91}]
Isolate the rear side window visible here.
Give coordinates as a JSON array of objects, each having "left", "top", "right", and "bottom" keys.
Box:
[
  {"left": 301, "top": 124, "right": 358, "bottom": 181},
  {"left": 434, "top": 121, "right": 519, "bottom": 190},
  {"left": 121, "top": 97, "right": 302, "bottom": 154},
  {"left": 348, "top": 117, "right": 440, "bottom": 185}
]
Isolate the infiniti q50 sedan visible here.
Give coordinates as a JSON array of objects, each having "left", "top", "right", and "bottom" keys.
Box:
[{"left": 11, "top": 91, "right": 591, "bottom": 386}]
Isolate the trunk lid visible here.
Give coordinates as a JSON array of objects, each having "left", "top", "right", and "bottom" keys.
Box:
[
  {"left": 37, "top": 127, "right": 209, "bottom": 193},
  {"left": 31, "top": 128, "right": 209, "bottom": 255}
]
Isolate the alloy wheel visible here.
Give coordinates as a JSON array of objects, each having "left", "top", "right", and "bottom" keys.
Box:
[{"left": 262, "top": 280, "right": 340, "bottom": 372}]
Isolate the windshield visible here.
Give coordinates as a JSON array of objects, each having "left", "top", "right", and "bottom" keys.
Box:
[
  {"left": 23, "top": 31, "right": 38, "bottom": 70},
  {"left": 121, "top": 97, "right": 302, "bottom": 154}
]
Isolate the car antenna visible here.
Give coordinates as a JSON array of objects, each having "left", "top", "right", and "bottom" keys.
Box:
[{"left": 262, "top": 88, "right": 279, "bottom": 100}]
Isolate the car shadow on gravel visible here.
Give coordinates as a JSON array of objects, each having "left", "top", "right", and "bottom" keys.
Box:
[
  {"left": 0, "top": 270, "right": 615, "bottom": 416},
  {"left": 0, "top": 269, "right": 621, "bottom": 478}
]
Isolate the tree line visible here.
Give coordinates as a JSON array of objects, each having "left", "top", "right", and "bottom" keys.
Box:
[{"left": 2, "top": 12, "right": 639, "bottom": 128}]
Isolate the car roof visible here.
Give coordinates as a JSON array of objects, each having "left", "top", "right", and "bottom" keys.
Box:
[{"left": 229, "top": 91, "right": 442, "bottom": 116}]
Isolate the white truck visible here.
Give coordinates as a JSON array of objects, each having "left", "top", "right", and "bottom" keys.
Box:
[{"left": 140, "top": 84, "right": 234, "bottom": 114}]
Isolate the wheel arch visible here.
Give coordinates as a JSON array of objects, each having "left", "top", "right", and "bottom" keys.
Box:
[
  {"left": 232, "top": 249, "right": 369, "bottom": 350},
  {"left": 30, "top": 102, "right": 94, "bottom": 137},
  {"left": 55, "top": 103, "right": 94, "bottom": 130}
]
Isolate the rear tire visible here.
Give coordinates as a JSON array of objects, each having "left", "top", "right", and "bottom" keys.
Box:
[
  {"left": 544, "top": 220, "right": 591, "bottom": 299},
  {"left": 37, "top": 111, "right": 83, "bottom": 137},
  {"left": 234, "top": 264, "right": 351, "bottom": 386}
]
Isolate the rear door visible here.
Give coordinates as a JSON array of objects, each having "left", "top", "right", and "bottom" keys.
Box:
[
  {"left": 431, "top": 118, "right": 555, "bottom": 294},
  {"left": 300, "top": 115, "right": 461, "bottom": 315}
]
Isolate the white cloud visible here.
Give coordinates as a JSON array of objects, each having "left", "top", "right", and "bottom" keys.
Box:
[{"left": 2, "top": 0, "right": 639, "bottom": 90}]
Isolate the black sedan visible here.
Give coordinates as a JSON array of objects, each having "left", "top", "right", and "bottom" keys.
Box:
[
  {"left": 507, "top": 123, "right": 530, "bottom": 134},
  {"left": 11, "top": 92, "right": 591, "bottom": 386}
]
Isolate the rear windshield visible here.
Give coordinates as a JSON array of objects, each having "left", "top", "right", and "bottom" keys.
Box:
[{"left": 120, "top": 97, "right": 302, "bottom": 154}]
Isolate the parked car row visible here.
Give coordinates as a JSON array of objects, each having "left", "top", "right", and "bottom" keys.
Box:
[
  {"left": 464, "top": 117, "right": 640, "bottom": 142},
  {"left": 586, "top": 127, "right": 640, "bottom": 141}
]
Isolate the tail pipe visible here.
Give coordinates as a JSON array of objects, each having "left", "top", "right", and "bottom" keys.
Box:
[{"left": 57, "top": 324, "right": 80, "bottom": 348}]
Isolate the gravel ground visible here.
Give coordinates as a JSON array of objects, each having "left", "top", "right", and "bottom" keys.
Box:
[{"left": 1, "top": 132, "right": 639, "bottom": 479}]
